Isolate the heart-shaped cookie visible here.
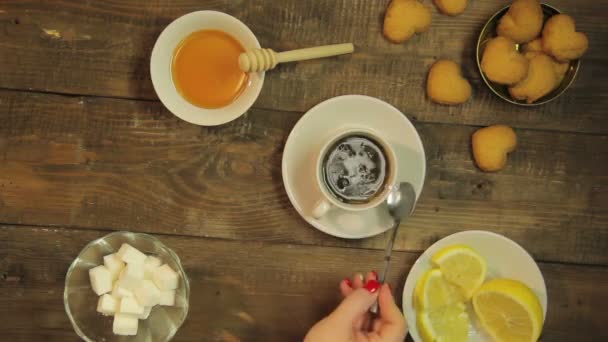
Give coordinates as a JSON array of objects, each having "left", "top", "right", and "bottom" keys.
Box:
[
  {"left": 509, "top": 53, "right": 558, "bottom": 103},
  {"left": 522, "top": 40, "right": 570, "bottom": 83},
  {"left": 521, "top": 38, "right": 543, "bottom": 54},
  {"left": 433, "top": 0, "right": 467, "bottom": 16},
  {"left": 427, "top": 59, "right": 472, "bottom": 105},
  {"left": 472, "top": 125, "right": 517, "bottom": 172},
  {"left": 542, "top": 14, "right": 589, "bottom": 62},
  {"left": 481, "top": 36, "right": 529, "bottom": 85},
  {"left": 383, "top": 0, "right": 432, "bottom": 43},
  {"left": 497, "top": 0, "right": 543, "bottom": 43}
]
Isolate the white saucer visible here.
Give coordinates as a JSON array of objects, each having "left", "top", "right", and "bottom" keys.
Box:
[
  {"left": 282, "top": 95, "right": 426, "bottom": 239},
  {"left": 402, "top": 230, "right": 548, "bottom": 342}
]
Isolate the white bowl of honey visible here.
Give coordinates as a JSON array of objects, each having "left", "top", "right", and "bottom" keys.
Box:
[{"left": 151, "top": 11, "right": 264, "bottom": 126}]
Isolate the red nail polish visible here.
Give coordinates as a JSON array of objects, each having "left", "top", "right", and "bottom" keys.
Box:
[
  {"left": 344, "top": 278, "right": 352, "bottom": 287},
  {"left": 372, "top": 270, "right": 378, "bottom": 279},
  {"left": 364, "top": 279, "right": 380, "bottom": 293}
]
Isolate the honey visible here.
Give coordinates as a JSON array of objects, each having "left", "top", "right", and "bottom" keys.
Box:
[{"left": 172, "top": 29, "right": 248, "bottom": 109}]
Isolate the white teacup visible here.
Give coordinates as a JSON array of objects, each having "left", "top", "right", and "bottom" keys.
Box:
[
  {"left": 312, "top": 128, "right": 398, "bottom": 218},
  {"left": 150, "top": 11, "right": 264, "bottom": 126}
]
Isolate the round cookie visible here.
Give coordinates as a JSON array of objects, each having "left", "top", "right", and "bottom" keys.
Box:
[
  {"left": 509, "top": 53, "right": 558, "bottom": 103},
  {"left": 383, "top": 0, "right": 432, "bottom": 43},
  {"left": 481, "top": 36, "right": 529, "bottom": 85},
  {"left": 426, "top": 59, "right": 472, "bottom": 105},
  {"left": 497, "top": 0, "right": 543, "bottom": 43},
  {"left": 433, "top": 0, "right": 468, "bottom": 16},
  {"left": 542, "top": 14, "right": 589, "bottom": 62},
  {"left": 472, "top": 125, "right": 517, "bottom": 172}
]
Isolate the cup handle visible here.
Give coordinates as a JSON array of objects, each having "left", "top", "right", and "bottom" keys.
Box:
[{"left": 312, "top": 199, "right": 332, "bottom": 219}]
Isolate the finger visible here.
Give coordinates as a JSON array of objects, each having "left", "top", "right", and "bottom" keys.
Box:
[
  {"left": 373, "top": 318, "right": 383, "bottom": 332},
  {"left": 352, "top": 273, "right": 365, "bottom": 289},
  {"left": 340, "top": 278, "right": 354, "bottom": 297},
  {"left": 352, "top": 311, "right": 371, "bottom": 331},
  {"left": 354, "top": 331, "right": 369, "bottom": 342},
  {"left": 331, "top": 288, "right": 379, "bottom": 324},
  {"left": 366, "top": 271, "right": 377, "bottom": 283},
  {"left": 378, "top": 284, "right": 408, "bottom": 338}
]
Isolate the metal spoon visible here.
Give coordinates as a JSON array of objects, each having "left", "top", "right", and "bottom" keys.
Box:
[{"left": 370, "top": 182, "right": 417, "bottom": 315}]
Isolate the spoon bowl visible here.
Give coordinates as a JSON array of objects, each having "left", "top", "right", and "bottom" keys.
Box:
[{"left": 387, "top": 182, "right": 416, "bottom": 220}]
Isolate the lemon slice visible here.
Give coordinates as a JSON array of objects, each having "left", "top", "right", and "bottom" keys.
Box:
[
  {"left": 473, "top": 278, "right": 544, "bottom": 342},
  {"left": 417, "top": 303, "right": 469, "bottom": 342},
  {"left": 414, "top": 269, "right": 464, "bottom": 311},
  {"left": 431, "top": 244, "right": 487, "bottom": 299}
]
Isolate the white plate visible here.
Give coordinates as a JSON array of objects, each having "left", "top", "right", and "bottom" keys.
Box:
[
  {"left": 282, "top": 95, "right": 426, "bottom": 239},
  {"left": 403, "top": 230, "right": 548, "bottom": 342},
  {"left": 150, "top": 11, "right": 264, "bottom": 126}
]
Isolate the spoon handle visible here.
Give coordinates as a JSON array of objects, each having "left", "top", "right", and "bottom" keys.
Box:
[
  {"left": 379, "top": 219, "right": 401, "bottom": 283},
  {"left": 370, "top": 219, "right": 401, "bottom": 315},
  {"left": 238, "top": 43, "right": 354, "bottom": 72}
]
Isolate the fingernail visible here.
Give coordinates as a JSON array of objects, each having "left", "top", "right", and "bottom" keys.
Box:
[
  {"left": 372, "top": 270, "right": 378, "bottom": 279},
  {"left": 364, "top": 279, "right": 380, "bottom": 293},
  {"left": 343, "top": 278, "right": 352, "bottom": 287},
  {"left": 357, "top": 273, "right": 364, "bottom": 282}
]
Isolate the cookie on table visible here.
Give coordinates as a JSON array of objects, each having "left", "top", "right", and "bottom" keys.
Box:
[
  {"left": 383, "top": 0, "right": 432, "bottom": 43},
  {"left": 433, "top": 0, "right": 467, "bottom": 16},
  {"left": 426, "top": 59, "right": 472, "bottom": 105},
  {"left": 472, "top": 125, "right": 517, "bottom": 172}
]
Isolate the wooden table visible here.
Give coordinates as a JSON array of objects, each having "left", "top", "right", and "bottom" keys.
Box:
[{"left": 0, "top": 1, "right": 606, "bottom": 341}]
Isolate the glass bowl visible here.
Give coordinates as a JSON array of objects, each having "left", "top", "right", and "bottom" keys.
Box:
[
  {"left": 64, "top": 231, "right": 190, "bottom": 341},
  {"left": 476, "top": 3, "right": 580, "bottom": 106}
]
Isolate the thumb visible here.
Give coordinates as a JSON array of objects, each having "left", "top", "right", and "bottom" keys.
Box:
[
  {"left": 378, "top": 284, "right": 408, "bottom": 336},
  {"left": 331, "top": 287, "right": 379, "bottom": 323},
  {"left": 378, "top": 284, "right": 404, "bottom": 323}
]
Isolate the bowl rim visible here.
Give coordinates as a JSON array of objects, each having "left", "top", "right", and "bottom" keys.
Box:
[
  {"left": 64, "top": 231, "right": 191, "bottom": 342},
  {"left": 475, "top": 3, "right": 581, "bottom": 106},
  {"left": 150, "top": 10, "right": 264, "bottom": 126}
]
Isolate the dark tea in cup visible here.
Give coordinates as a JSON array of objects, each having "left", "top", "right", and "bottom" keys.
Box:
[{"left": 322, "top": 134, "right": 390, "bottom": 204}]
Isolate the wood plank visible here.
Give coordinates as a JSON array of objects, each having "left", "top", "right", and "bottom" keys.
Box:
[
  {"left": 1, "top": 90, "right": 606, "bottom": 265},
  {"left": 0, "top": 0, "right": 607, "bottom": 132},
  {"left": 0, "top": 225, "right": 606, "bottom": 341}
]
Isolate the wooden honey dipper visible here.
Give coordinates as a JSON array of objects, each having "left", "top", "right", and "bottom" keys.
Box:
[{"left": 238, "top": 43, "right": 355, "bottom": 72}]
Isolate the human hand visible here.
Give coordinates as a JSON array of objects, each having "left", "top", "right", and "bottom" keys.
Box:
[{"left": 304, "top": 271, "right": 408, "bottom": 342}]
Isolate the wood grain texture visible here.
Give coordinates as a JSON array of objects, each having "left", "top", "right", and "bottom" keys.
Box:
[
  {"left": 1, "top": 89, "right": 606, "bottom": 265},
  {"left": 0, "top": 225, "right": 606, "bottom": 341},
  {"left": 0, "top": 0, "right": 607, "bottom": 132}
]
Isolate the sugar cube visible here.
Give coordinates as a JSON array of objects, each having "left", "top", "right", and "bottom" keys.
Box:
[
  {"left": 118, "top": 263, "right": 144, "bottom": 290},
  {"left": 137, "top": 306, "right": 153, "bottom": 320},
  {"left": 97, "top": 294, "right": 118, "bottom": 316},
  {"left": 134, "top": 279, "right": 161, "bottom": 307},
  {"left": 159, "top": 290, "right": 175, "bottom": 306},
  {"left": 90, "top": 246, "right": 182, "bottom": 336},
  {"left": 104, "top": 253, "right": 125, "bottom": 281},
  {"left": 143, "top": 256, "right": 162, "bottom": 280},
  {"left": 89, "top": 265, "right": 112, "bottom": 295},
  {"left": 113, "top": 313, "right": 138, "bottom": 336},
  {"left": 119, "top": 296, "right": 145, "bottom": 315},
  {"left": 112, "top": 282, "right": 134, "bottom": 299},
  {"left": 116, "top": 243, "right": 146, "bottom": 265},
  {"left": 153, "top": 264, "right": 179, "bottom": 290}
]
